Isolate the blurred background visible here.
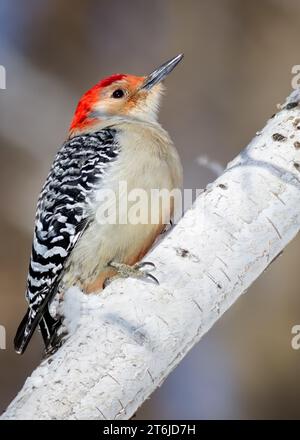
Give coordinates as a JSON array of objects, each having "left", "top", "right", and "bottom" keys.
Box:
[{"left": 1, "top": 0, "right": 300, "bottom": 420}]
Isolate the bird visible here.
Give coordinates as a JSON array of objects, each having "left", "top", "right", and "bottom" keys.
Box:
[{"left": 14, "top": 54, "right": 183, "bottom": 355}]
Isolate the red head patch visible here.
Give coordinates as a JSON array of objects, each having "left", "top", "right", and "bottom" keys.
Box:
[{"left": 69, "top": 74, "right": 126, "bottom": 133}]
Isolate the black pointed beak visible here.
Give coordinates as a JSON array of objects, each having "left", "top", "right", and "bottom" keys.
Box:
[{"left": 141, "top": 53, "right": 184, "bottom": 90}]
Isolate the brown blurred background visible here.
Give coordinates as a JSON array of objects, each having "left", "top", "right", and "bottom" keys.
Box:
[{"left": 1, "top": 0, "right": 300, "bottom": 419}]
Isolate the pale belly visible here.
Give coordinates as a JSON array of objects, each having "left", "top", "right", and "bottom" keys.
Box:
[{"left": 62, "top": 123, "right": 182, "bottom": 293}]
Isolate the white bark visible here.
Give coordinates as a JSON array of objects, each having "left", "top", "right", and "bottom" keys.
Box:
[{"left": 2, "top": 90, "right": 300, "bottom": 420}]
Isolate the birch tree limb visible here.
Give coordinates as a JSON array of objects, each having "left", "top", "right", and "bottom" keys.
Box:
[{"left": 2, "top": 89, "right": 300, "bottom": 420}]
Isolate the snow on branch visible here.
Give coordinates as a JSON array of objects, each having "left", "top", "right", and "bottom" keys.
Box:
[{"left": 2, "top": 89, "right": 300, "bottom": 420}]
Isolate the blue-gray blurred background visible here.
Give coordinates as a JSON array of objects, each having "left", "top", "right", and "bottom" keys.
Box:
[{"left": 1, "top": 0, "right": 300, "bottom": 419}]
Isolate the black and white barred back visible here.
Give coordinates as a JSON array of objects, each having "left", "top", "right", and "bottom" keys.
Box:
[{"left": 14, "top": 128, "right": 119, "bottom": 354}]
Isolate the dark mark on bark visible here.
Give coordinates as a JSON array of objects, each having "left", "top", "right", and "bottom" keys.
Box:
[
  {"left": 272, "top": 133, "right": 287, "bottom": 142},
  {"left": 192, "top": 299, "right": 203, "bottom": 312},
  {"left": 157, "top": 315, "right": 169, "bottom": 327},
  {"left": 216, "top": 255, "right": 228, "bottom": 268},
  {"left": 266, "top": 217, "right": 282, "bottom": 239},
  {"left": 294, "top": 141, "right": 300, "bottom": 149},
  {"left": 271, "top": 191, "right": 286, "bottom": 205},
  {"left": 294, "top": 162, "right": 300, "bottom": 171},
  {"left": 285, "top": 101, "right": 299, "bottom": 110},
  {"left": 106, "top": 373, "right": 120, "bottom": 385},
  {"left": 96, "top": 407, "right": 107, "bottom": 419},
  {"left": 205, "top": 271, "right": 222, "bottom": 289},
  {"left": 147, "top": 369, "right": 154, "bottom": 383},
  {"left": 176, "top": 248, "right": 189, "bottom": 258},
  {"left": 175, "top": 247, "right": 200, "bottom": 263},
  {"left": 219, "top": 267, "right": 231, "bottom": 282},
  {"left": 218, "top": 183, "right": 228, "bottom": 190}
]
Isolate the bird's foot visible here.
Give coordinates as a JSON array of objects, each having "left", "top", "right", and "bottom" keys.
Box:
[{"left": 104, "top": 261, "right": 159, "bottom": 288}]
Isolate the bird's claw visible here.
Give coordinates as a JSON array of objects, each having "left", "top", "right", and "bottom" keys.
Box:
[
  {"left": 134, "top": 261, "right": 156, "bottom": 271},
  {"left": 104, "top": 260, "right": 159, "bottom": 287},
  {"left": 143, "top": 272, "right": 159, "bottom": 285},
  {"left": 135, "top": 261, "right": 159, "bottom": 284}
]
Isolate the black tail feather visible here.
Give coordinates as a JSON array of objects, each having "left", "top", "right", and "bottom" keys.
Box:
[
  {"left": 14, "top": 309, "right": 33, "bottom": 354},
  {"left": 14, "top": 301, "right": 60, "bottom": 355}
]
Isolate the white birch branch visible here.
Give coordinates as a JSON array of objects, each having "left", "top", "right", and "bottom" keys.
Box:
[{"left": 2, "top": 89, "right": 300, "bottom": 420}]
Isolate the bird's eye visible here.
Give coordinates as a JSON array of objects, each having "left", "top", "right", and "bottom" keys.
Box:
[{"left": 112, "top": 89, "right": 125, "bottom": 99}]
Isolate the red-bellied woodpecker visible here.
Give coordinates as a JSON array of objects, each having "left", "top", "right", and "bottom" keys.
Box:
[{"left": 14, "top": 54, "right": 183, "bottom": 355}]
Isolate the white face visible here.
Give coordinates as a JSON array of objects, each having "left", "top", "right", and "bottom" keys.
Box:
[
  {"left": 92, "top": 79, "right": 165, "bottom": 124},
  {"left": 127, "top": 84, "right": 164, "bottom": 123}
]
